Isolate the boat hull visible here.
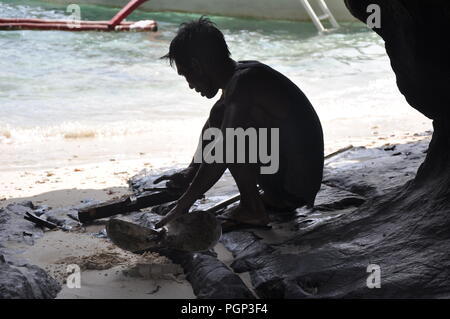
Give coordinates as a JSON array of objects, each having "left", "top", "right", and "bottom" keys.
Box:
[{"left": 44, "top": 0, "right": 357, "bottom": 21}]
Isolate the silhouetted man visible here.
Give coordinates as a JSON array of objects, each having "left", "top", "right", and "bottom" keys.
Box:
[{"left": 155, "top": 17, "right": 323, "bottom": 229}]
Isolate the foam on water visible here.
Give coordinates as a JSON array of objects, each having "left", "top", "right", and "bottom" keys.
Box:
[{"left": 0, "top": 1, "right": 431, "bottom": 170}]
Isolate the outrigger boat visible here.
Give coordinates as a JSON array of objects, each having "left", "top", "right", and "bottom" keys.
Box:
[
  {"left": 1, "top": 0, "right": 357, "bottom": 33},
  {"left": 0, "top": 0, "right": 157, "bottom": 32}
]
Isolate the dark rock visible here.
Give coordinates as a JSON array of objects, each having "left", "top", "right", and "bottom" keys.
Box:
[
  {"left": 330, "top": 0, "right": 450, "bottom": 298},
  {"left": 344, "top": 0, "right": 450, "bottom": 193},
  {"left": 323, "top": 140, "right": 428, "bottom": 197},
  {"left": 344, "top": 0, "right": 450, "bottom": 120},
  {"left": 313, "top": 184, "right": 365, "bottom": 211},
  {"left": 247, "top": 252, "right": 363, "bottom": 298},
  {"left": 17, "top": 201, "right": 35, "bottom": 209},
  {"left": 0, "top": 203, "right": 44, "bottom": 246},
  {"left": 0, "top": 203, "right": 61, "bottom": 298},
  {"left": 151, "top": 249, "right": 253, "bottom": 299},
  {"left": 182, "top": 253, "right": 254, "bottom": 299},
  {"left": 220, "top": 231, "right": 274, "bottom": 273},
  {"left": 0, "top": 257, "right": 60, "bottom": 299},
  {"left": 384, "top": 145, "right": 396, "bottom": 151},
  {"left": 277, "top": 184, "right": 450, "bottom": 298},
  {"left": 218, "top": 180, "right": 450, "bottom": 297},
  {"left": 220, "top": 231, "right": 263, "bottom": 256},
  {"left": 211, "top": 138, "right": 450, "bottom": 298}
]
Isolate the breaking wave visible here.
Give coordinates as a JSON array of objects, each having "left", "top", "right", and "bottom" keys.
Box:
[{"left": 0, "top": 118, "right": 205, "bottom": 145}]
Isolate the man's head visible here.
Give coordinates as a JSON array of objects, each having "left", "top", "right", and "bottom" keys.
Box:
[{"left": 163, "top": 17, "right": 232, "bottom": 99}]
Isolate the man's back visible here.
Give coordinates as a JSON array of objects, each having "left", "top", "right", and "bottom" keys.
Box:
[{"left": 224, "top": 60, "right": 324, "bottom": 207}]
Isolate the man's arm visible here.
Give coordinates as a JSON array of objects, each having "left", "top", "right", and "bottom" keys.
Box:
[{"left": 155, "top": 162, "right": 226, "bottom": 228}]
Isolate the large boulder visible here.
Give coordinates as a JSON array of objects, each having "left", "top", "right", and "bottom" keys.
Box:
[
  {"left": 344, "top": 0, "right": 450, "bottom": 120},
  {"left": 218, "top": 138, "right": 450, "bottom": 298},
  {"left": 344, "top": 0, "right": 450, "bottom": 184},
  {"left": 0, "top": 255, "right": 60, "bottom": 299}
]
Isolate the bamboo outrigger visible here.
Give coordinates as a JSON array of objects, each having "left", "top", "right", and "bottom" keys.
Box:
[{"left": 0, "top": 0, "right": 157, "bottom": 32}]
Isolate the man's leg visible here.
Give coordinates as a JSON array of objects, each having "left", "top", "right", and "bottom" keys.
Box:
[
  {"left": 258, "top": 168, "right": 307, "bottom": 212},
  {"left": 223, "top": 163, "right": 270, "bottom": 226}
]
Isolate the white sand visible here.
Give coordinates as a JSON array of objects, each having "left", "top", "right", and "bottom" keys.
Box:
[
  {"left": 0, "top": 158, "right": 185, "bottom": 208},
  {"left": 22, "top": 229, "right": 195, "bottom": 299}
]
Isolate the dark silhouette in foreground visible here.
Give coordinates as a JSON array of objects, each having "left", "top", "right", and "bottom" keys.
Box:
[{"left": 154, "top": 18, "right": 324, "bottom": 229}]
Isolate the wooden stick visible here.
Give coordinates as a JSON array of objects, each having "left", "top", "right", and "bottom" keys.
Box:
[
  {"left": 0, "top": 22, "right": 156, "bottom": 32},
  {"left": 0, "top": 23, "right": 109, "bottom": 31},
  {"left": 324, "top": 145, "right": 354, "bottom": 159},
  {"left": 78, "top": 190, "right": 182, "bottom": 223},
  {"left": 204, "top": 194, "right": 241, "bottom": 214},
  {"left": 24, "top": 212, "right": 58, "bottom": 230},
  {"left": 0, "top": 0, "right": 155, "bottom": 33},
  {"left": 0, "top": 18, "right": 133, "bottom": 25}
]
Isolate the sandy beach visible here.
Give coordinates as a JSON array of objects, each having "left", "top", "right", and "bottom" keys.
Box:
[{"left": 21, "top": 229, "right": 196, "bottom": 299}]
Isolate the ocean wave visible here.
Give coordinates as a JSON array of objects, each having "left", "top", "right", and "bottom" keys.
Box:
[
  {"left": 0, "top": 119, "right": 204, "bottom": 145},
  {"left": 63, "top": 130, "right": 97, "bottom": 139},
  {"left": 1, "top": 129, "right": 11, "bottom": 139}
]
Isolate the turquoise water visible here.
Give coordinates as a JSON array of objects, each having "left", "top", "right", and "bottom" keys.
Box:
[{"left": 0, "top": 1, "right": 430, "bottom": 170}]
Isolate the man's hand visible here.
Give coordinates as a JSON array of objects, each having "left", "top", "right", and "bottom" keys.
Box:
[
  {"left": 153, "top": 166, "right": 197, "bottom": 190},
  {"left": 154, "top": 202, "right": 189, "bottom": 228},
  {"left": 155, "top": 162, "right": 226, "bottom": 229}
]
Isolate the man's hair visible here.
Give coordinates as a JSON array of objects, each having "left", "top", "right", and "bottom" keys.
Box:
[{"left": 162, "top": 17, "right": 231, "bottom": 69}]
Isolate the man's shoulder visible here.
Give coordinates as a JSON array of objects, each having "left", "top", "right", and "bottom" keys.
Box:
[
  {"left": 234, "top": 60, "right": 281, "bottom": 82},
  {"left": 236, "top": 60, "right": 272, "bottom": 73},
  {"left": 230, "top": 60, "right": 270, "bottom": 83},
  {"left": 226, "top": 61, "right": 280, "bottom": 98},
  {"left": 226, "top": 63, "right": 258, "bottom": 96}
]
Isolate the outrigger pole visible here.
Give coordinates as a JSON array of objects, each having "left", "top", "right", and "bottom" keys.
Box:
[{"left": 0, "top": 0, "right": 157, "bottom": 32}]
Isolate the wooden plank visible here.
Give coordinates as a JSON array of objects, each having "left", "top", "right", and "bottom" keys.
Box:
[{"left": 78, "top": 190, "right": 182, "bottom": 223}]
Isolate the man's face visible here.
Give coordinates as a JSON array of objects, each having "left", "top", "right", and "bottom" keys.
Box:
[{"left": 175, "top": 60, "right": 218, "bottom": 99}]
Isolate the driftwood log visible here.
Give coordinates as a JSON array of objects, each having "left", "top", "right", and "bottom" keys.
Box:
[{"left": 78, "top": 190, "right": 182, "bottom": 223}]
